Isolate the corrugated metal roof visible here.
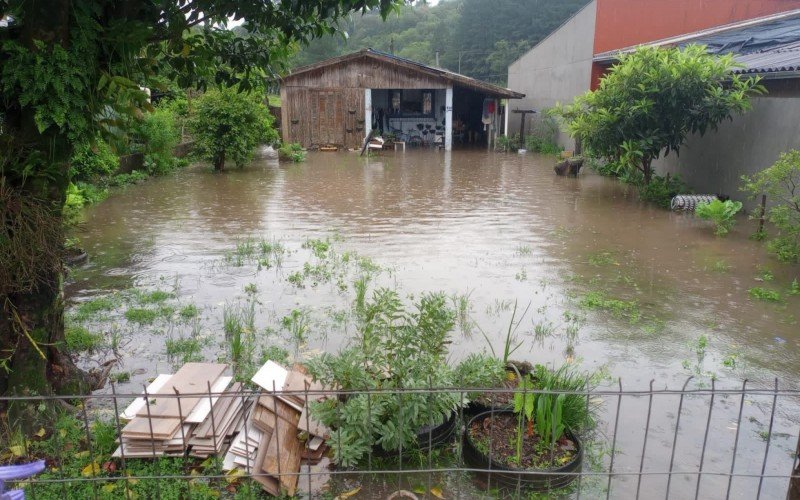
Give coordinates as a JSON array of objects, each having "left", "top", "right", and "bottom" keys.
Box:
[
  {"left": 733, "top": 41, "right": 800, "bottom": 75},
  {"left": 593, "top": 9, "right": 800, "bottom": 77}
]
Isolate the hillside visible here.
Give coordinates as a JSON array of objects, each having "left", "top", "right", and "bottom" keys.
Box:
[{"left": 289, "top": 0, "right": 592, "bottom": 85}]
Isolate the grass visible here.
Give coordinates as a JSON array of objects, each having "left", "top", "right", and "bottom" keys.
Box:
[
  {"left": 451, "top": 291, "right": 474, "bottom": 337},
  {"left": 579, "top": 291, "right": 641, "bottom": 323},
  {"left": 136, "top": 289, "right": 174, "bottom": 304},
  {"left": 124, "top": 308, "right": 159, "bottom": 324},
  {"left": 710, "top": 259, "right": 731, "bottom": 273},
  {"left": 748, "top": 287, "right": 782, "bottom": 303},
  {"left": 282, "top": 308, "right": 311, "bottom": 344},
  {"left": 587, "top": 251, "right": 618, "bottom": 267},
  {"left": 109, "top": 371, "right": 130, "bottom": 384},
  {"left": 267, "top": 94, "right": 281, "bottom": 107},
  {"left": 165, "top": 336, "right": 205, "bottom": 363},
  {"left": 65, "top": 325, "right": 103, "bottom": 352},
  {"left": 179, "top": 304, "right": 199, "bottom": 319},
  {"left": 515, "top": 244, "right": 533, "bottom": 256},
  {"left": 73, "top": 296, "right": 117, "bottom": 321}
]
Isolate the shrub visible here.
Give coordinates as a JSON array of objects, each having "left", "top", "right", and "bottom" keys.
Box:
[
  {"left": 190, "top": 87, "right": 278, "bottom": 170},
  {"left": 277, "top": 142, "right": 306, "bottom": 162},
  {"left": 742, "top": 150, "right": 800, "bottom": 263},
  {"left": 555, "top": 45, "right": 763, "bottom": 185},
  {"left": 69, "top": 139, "right": 119, "bottom": 182},
  {"left": 306, "top": 289, "right": 459, "bottom": 466},
  {"left": 134, "top": 108, "right": 181, "bottom": 175},
  {"left": 696, "top": 199, "right": 743, "bottom": 236},
  {"left": 638, "top": 174, "right": 688, "bottom": 209}
]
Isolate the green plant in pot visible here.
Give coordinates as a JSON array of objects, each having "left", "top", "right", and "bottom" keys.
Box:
[
  {"left": 306, "top": 288, "right": 461, "bottom": 467},
  {"left": 463, "top": 365, "right": 588, "bottom": 492}
]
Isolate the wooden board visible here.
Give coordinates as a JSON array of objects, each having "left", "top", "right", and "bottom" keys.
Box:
[
  {"left": 193, "top": 382, "right": 242, "bottom": 438},
  {"left": 261, "top": 399, "right": 303, "bottom": 497},
  {"left": 252, "top": 428, "right": 280, "bottom": 496},
  {"left": 298, "top": 404, "right": 330, "bottom": 439},
  {"left": 120, "top": 374, "right": 173, "bottom": 420},
  {"left": 185, "top": 376, "right": 232, "bottom": 423},
  {"left": 136, "top": 363, "right": 227, "bottom": 418},
  {"left": 121, "top": 416, "right": 180, "bottom": 440}
]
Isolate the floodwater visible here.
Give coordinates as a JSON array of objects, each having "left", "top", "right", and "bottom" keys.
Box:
[{"left": 67, "top": 149, "right": 800, "bottom": 499}]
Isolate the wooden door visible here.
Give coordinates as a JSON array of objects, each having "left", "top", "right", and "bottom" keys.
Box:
[{"left": 312, "top": 90, "right": 344, "bottom": 146}]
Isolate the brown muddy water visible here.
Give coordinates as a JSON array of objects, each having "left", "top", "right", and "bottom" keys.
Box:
[{"left": 67, "top": 149, "right": 800, "bottom": 498}]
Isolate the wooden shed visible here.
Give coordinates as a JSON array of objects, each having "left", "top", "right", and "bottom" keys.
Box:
[{"left": 280, "top": 49, "right": 524, "bottom": 151}]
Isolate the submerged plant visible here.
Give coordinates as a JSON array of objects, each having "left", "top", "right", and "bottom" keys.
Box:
[
  {"left": 748, "top": 287, "right": 782, "bottom": 303},
  {"left": 696, "top": 199, "right": 743, "bottom": 236}
]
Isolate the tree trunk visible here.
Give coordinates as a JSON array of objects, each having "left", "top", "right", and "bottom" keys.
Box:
[
  {"left": 214, "top": 150, "right": 226, "bottom": 171},
  {"left": 642, "top": 157, "right": 653, "bottom": 185},
  {"left": 0, "top": 0, "right": 93, "bottom": 423}
]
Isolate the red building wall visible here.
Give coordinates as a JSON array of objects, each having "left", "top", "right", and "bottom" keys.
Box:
[{"left": 590, "top": 0, "right": 800, "bottom": 87}]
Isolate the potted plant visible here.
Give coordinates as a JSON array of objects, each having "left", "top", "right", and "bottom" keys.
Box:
[
  {"left": 463, "top": 371, "right": 584, "bottom": 492},
  {"left": 306, "top": 289, "right": 461, "bottom": 466}
]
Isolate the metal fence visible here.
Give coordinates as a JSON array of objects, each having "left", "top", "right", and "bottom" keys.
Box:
[{"left": 2, "top": 378, "right": 800, "bottom": 499}]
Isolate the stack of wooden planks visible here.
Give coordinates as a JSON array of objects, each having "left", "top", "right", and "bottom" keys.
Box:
[
  {"left": 222, "top": 360, "right": 330, "bottom": 497},
  {"left": 115, "top": 363, "right": 245, "bottom": 458}
]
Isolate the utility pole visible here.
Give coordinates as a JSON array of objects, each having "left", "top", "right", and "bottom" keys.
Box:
[{"left": 435, "top": 51, "right": 440, "bottom": 67}]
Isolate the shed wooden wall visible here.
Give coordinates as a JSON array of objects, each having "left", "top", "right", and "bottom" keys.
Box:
[{"left": 281, "top": 56, "right": 450, "bottom": 148}]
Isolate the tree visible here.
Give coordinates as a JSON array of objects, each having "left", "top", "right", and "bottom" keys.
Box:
[
  {"left": 0, "top": 0, "right": 402, "bottom": 412},
  {"left": 555, "top": 45, "right": 764, "bottom": 184},
  {"left": 190, "top": 87, "right": 276, "bottom": 171},
  {"left": 742, "top": 150, "right": 800, "bottom": 263}
]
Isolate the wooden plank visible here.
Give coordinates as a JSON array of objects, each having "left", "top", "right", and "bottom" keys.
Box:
[
  {"left": 261, "top": 399, "right": 303, "bottom": 497},
  {"left": 252, "top": 428, "right": 280, "bottom": 496},
  {"left": 122, "top": 416, "right": 180, "bottom": 440},
  {"left": 185, "top": 376, "right": 232, "bottom": 423},
  {"left": 120, "top": 374, "right": 172, "bottom": 420},
  {"left": 136, "top": 363, "right": 227, "bottom": 418},
  {"left": 193, "top": 382, "right": 242, "bottom": 438}
]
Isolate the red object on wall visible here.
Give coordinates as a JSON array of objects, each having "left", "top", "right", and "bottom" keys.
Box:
[{"left": 590, "top": 0, "right": 800, "bottom": 88}]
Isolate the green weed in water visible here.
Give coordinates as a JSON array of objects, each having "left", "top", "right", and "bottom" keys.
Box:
[
  {"left": 73, "top": 296, "right": 117, "bottom": 321},
  {"left": 789, "top": 279, "right": 800, "bottom": 296},
  {"left": 515, "top": 244, "right": 533, "bottom": 256},
  {"left": 179, "top": 304, "right": 199, "bottom": 319},
  {"left": 579, "top": 291, "right": 641, "bottom": 323},
  {"left": 757, "top": 267, "right": 775, "bottom": 282},
  {"left": 303, "top": 237, "right": 330, "bottom": 258},
  {"left": 109, "top": 371, "right": 131, "bottom": 383},
  {"left": 451, "top": 291, "right": 474, "bottom": 337},
  {"left": 587, "top": 251, "right": 618, "bottom": 267},
  {"left": 65, "top": 325, "right": 103, "bottom": 352},
  {"left": 165, "top": 336, "right": 205, "bottom": 363},
  {"left": 710, "top": 260, "right": 731, "bottom": 273},
  {"left": 282, "top": 308, "right": 311, "bottom": 344},
  {"left": 137, "top": 289, "right": 174, "bottom": 304},
  {"left": 748, "top": 287, "right": 782, "bottom": 303},
  {"left": 124, "top": 307, "right": 159, "bottom": 324}
]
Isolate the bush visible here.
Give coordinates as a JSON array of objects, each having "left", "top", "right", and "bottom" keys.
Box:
[
  {"left": 696, "top": 199, "right": 743, "bottom": 236},
  {"left": 69, "top": 139, "right": 119, "bottom": 182},
  {"left": 306, "top": 289, "right": 459, "bottom": 467},
  {"left": 742, "top": 150, "right": 800, "bottom": 263},
  {"left": 638, "top": 174, "right": 688, "bottom": 209},
  {"left": 134, "top": 108, "right": 181, "bottom": 175},
  {"left": 190, "top": 87, "right": 278, "bottom": 170},
  {"left": 277, "top": 142, "right": 306, "bottom": 162}
]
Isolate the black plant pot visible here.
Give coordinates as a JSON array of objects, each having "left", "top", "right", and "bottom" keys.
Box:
[
  {"left": 372, "top": 411, "right": 457, "bottom": 458},
  {"left": 463, "top": 410, "right": 583, "bottom": 492}
]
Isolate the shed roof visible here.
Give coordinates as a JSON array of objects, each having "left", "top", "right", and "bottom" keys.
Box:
[
  {"left": 284, "top": 48, "right": 525, "bottom": 99},
  {"left": 593, "top": 9, "right": 800, "bottom": 77}
]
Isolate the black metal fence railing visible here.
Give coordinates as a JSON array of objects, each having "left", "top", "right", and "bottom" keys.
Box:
[{"left": 2, "top": 378, "right": 800, "bottom": 499}]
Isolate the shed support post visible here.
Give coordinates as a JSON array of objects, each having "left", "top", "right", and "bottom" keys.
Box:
[
  {"left": 364, "top": 89, "right": 372, "bottom": 144},
  {"left": 445, "top": 86, "right": 453, "bottom": 151},
  {"left": 503, "top": 99, "right": 509, "bottom": 137}
]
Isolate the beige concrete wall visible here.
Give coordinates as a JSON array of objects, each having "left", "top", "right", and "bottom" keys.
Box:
[
  {"left": 506, "top": 1, "right": 596, "bottom": 148},
  {"left": 654, "top": 94, "right": 800, "bottom": 207}
]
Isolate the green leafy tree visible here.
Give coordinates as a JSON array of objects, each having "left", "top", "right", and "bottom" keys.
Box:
[
  {"left": 555, "top": 45, "right": 764, "bottom": 184},
  {"left": 190, "top": 87, "right": 276, "bottom": 171},
  {"left": 0, "top": 0, "right": 402, "bottom": 411},
  {"left": 742, "top": 150, "right": 800, "bottom": 263}
]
